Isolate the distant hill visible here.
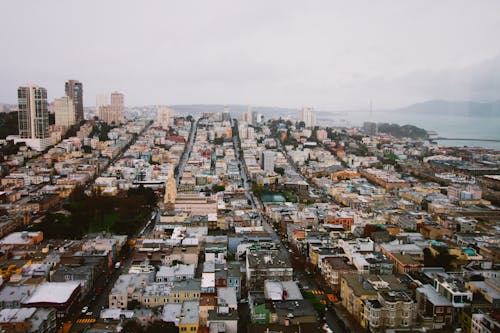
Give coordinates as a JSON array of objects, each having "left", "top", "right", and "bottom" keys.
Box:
[{"left": 394, "top": 100, "right": 500, "bottom": 117}]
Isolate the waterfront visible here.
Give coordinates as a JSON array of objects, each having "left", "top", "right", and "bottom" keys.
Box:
[{"left": 322, "top": 110, "right": 500, "bottom": 150}]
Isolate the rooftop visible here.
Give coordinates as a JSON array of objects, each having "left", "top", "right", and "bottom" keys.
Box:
[{"left": 22, "top": 281, "right": 80, "bottom": 305}]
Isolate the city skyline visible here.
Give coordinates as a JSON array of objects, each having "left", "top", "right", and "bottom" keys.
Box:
[{"left": 1, "top": 1, "right": 500, "bottom": 110}]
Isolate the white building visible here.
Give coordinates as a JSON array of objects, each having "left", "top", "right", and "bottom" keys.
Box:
[
  {"left": 14, "top": 85, "right": 51, "bottom": 151},
  {"left": 300, "top": 106, "right": 316, "bottom": 128},
  {"left": 262, "top": 150, "right": 275, "bottom": 173}
]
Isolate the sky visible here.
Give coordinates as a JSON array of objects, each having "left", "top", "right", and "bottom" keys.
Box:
[{"left": 1, "top": 0, "right": 500, "bottom": 110}]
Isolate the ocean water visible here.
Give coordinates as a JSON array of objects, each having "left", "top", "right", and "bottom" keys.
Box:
[{"left": 321, "top": 111, "right": 500, "bottom": 150}]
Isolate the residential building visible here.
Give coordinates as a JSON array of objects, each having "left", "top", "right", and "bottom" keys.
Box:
[
  {"left": 365, "top": 291, "right": 417, "bottom": 332},
  {"left": 0, "top": 308, "right": 56, "bottom": 333},
  {"left": 262, "top": 150, "right": 275, "bottom": 173},
  {"left": 157, "top": 107, "right": 175, "bottom": 129},
  {"left": 340, "top": 274, "right": 409, "bottom": 330},
  {"left": 65, "top": 80, "right": 83, "bottom": 123},
  {"left": 321, "top": 257, "right": 357, "bottom": 293},
  {"left": 416, "top": 284, "right": 454, "bottom": 330},
  {"left": 471, "top": 313, "right": 500, "bottom": 333},
  {"left": 162, "top": 301, "right": 199, "bottom": 333},
  {"left": 246, "top": 244, "right": 293, "bottom": 290},
  {"left": 300, "top": 107, "right": 316, "bottom": 128},
  {"left": 97, "top": 91, "right": 124, "bottom": 124},
  {"left": 16, "top": 85, "right": 51, "bottom": 151},
  {"left": 54, "top": 96, "right": 76, "bottom": 128}
]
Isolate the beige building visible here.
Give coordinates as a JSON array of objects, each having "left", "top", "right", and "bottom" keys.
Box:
[
  {"left": 175, "top": 193, "right": 218, "bottom": 216},
  {"left": 157, "top": 107, "right": 175, "bottom": 129},
  {"left": 340, "top": 274, "right": 411, "bottom": 330},
  {"left": 54, "top": 96, "right": 76, "bottom": 128},
  {"left": 166, "top": 279, "right": 201, "bottom": 303},
  {"left": 164, "top": 168, "right": 177, "bottom": 208},
  {"left": 109, "top": 274, "right": 150, "bottom": 309},
  {"left": 365, "top": 291, "right": 416, "bottom": 332},
  {"left": 97, "top": 91, "right": 124, "bottom": 124}
]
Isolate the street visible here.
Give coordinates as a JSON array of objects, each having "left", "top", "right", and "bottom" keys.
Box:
[{"left": 232, "top": 119, "right": 349, "bottom": 333}]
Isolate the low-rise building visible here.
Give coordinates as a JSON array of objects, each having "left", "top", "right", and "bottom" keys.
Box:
[
  {"left": 416, "top": 284, "right": 454, "bottom": 330},
  {"left": 246, "top": 244, "right": 293, "bottom": 290},
  {"left": 0, "top": 308, "right": 56, "bottom": 333}
]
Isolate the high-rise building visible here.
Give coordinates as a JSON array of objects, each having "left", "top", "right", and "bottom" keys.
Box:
[
  {"left": 222, "top": 105, "right": 231, "bottom": 121},
  {"left": 110, "top": 91, "right": 124, "bottom": 123},
  {"left": 65, "top": 80, "right": 83, "bottom": 123},
  {"left": 97, "top": 91, "right": 124, "bottom": 124},
  {"left": 363, "top": 122, "right": 377, "bottom": 136},
  {"left": 246, "top": 105, "right": 254, "bottom": 125},
  {"left": 157, "top": 107, "right": 175, "bottom": 129},
  {"left": 54, "top": 96, "right": 76, "bottom": 127},
  {"left": 17, "top": 85, "right": 50, "bottom": 151},
  {"left": 300, "top": 107, "right": 316, "bottom": 128},
  {"left": 262, "top": 150, "right": 275, "bottom": 173}
]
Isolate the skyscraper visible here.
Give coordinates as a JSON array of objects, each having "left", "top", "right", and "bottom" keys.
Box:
[
  {"left": 17, "top": 85, "right": 50, "bottom": 151},
  {"left": 247, "top": 105, "right": 254, "bottom": 125},
  {"left": 363, "top": 122, "right": 377, "bottom": 136},
  {"left": 222, "top": 105, "right": 231, "bottom": 121},
  {"left": 65, "top": 80, "right": 83, "bottom": 123},
  {"left": 110, "top": 91, "right": 124, "bottom": 124},
  {"left": 300, "top": 107, "right": 316, "bottom": 128},
  {"left": 54, "top": 96, "right": 76, "bottom": 127}
]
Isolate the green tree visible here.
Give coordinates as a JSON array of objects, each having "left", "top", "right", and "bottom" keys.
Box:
[
  {"left": 274, "top": 167, "right": 285, "bottom": 176},
  {"left": 122, "top": 320, "right": 144, "bottom": 333},
  {"left": 127, "top": 299, "right": 141, "bottom": 310},
  {"left": 145, "top": 321, "right": 179, "bottom": 333}
]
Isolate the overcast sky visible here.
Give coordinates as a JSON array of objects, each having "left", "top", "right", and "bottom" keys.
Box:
[{"left": 1, "top": 0, "right": 500, "bottom": 110}]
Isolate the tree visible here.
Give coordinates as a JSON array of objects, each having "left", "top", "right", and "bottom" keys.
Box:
[
  {"left": 122, "top": 320, "right": 143, "bottom": 333},
  {"left": 423, "top": 247, "right": 456, "bottom": 271},
  {"left": 212, "top": 184, "right": 225, "bottom": 193},
  {"left": 127, "top": 299, "right": 141, "bottom": 310},
  {"left": 82, "top": 145, "right": 92, "bottom": 154},
  {"left": 145, "top": 321, "right": 179, "bottom": 333},
  {"left": 70, "top": 186, "right": 87, "bottom": 201},
  {"left": 274, "top": 167, "right": 285, "bottom": 176}
]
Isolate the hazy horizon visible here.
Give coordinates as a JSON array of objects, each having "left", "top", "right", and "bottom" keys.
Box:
[{"left": 1, "top": 1, "right": 500, "bottom": 110}]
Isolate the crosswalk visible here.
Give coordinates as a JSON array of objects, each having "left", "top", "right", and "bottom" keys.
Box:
[{"left": 76, "top": 318, "right": 96, "bottom": 324}]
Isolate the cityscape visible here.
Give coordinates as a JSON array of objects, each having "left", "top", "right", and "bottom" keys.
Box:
[{"left": 0, "top": 2, "right": 499, "bottom": 333}]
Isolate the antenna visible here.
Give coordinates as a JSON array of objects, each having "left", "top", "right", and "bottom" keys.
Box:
[{"left": 370, "top": 100, "right": 373, "bottom": 118}]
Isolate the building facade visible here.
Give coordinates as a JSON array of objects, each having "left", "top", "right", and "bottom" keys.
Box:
[
  {"left": 17, "top": 85, "right": 50, "bottom": 151},
  {"left": 54, "top": 96, "right": 76, "bottom": 128},
  {"left": 65, "top": 80, "right": 83, "bottom": 123}
]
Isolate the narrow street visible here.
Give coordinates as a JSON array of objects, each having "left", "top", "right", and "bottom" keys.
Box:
[{"left": 175, "top": 117, "right": 199, "bottom": 185}]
